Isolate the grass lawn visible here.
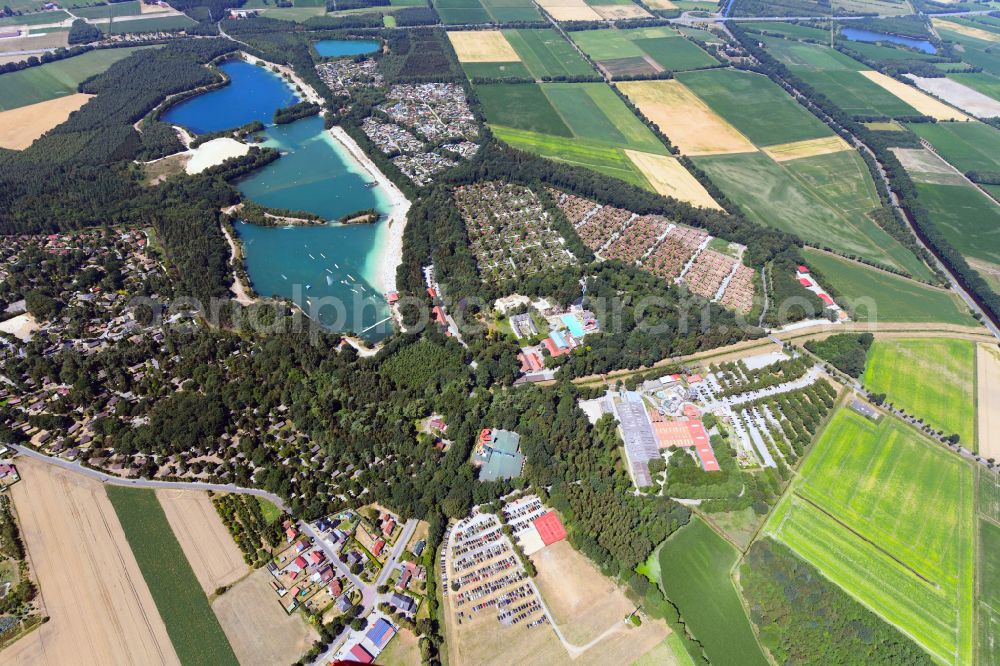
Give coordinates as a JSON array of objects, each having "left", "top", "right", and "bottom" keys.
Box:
[
  {"left": 694, "top": 151, "right": 929, "bottom": 278},
  {"left": 256, "top": 496, "right": 282, "bottom": 523},
  {"left": 910, "top": 121, "right": 1000, "bottom": 175},
  {"left": 862, "top": 338, "right": 977, "bottom": 446},
  {"left": 106, "top": 486, "right": 239, "bottom": 666},
  {"left": 915, "top": 181, "right": 1000, "bottom": 267},
  {"left": 678, "top": 68, "right": 833, "bottom": 146},
  {"left": 658, "top": 517, "right": 768, "bottom": 666},
  {"left": 631, "top": 634, "right": 696, "bottom": 666},
  {"left": 765, "top": 408, "right": 975, "bottom": 665},
  {"left": 801, "top": 248, "right": 976, "bottom": 325},
  {"left": 0, "top": 46, "right": 154, "bottom": 110}
]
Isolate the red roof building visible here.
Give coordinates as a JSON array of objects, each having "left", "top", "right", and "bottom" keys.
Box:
[
  {"left": 309, "top": 550, "right": 325, "bottom": 565},
  {"left": 432, "top": 306, "right": 446, "bottom": 324},
  {"left": 329, "top": 578, "right": 342, "bottom": 596},
  {"left": 532, "top": 511, "right": 567, "bottom": 546},
  {"left": 683, "top": 403, "right": 701, "bottom": 419},
  {"left": 818, "top": 293, "right": 834, "bottom": 306},
  {"left": 383, "top": 519, "right": 396, "bottom": 536},
  {"left": 349, "top": 644, "right": 374, "bottom": 664},
  {"left": 427, "top": 287, "right": 437, "bottom": 299},
  {"left": 372, "top": 538, "right": 386, "bottom": 556},
  {"left": 798, "top": 265, "right": 809, "bottom": 273},
  {"left": 542, "top": 338, "right": 570, "bottom": 357},
  {"left": 798, "top": 277, "right": 812, "bottom": 286},
  {"left": 294, "top": 555, "right": 308, "bottom": 569},
  {"left": 386, "top": 291, "right": 399, "bottom": 304}
]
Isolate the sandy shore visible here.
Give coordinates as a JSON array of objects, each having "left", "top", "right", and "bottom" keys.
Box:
[
  {"left": 241, "top": 53, "right": 324, "bottom": 106},
  {"left": 220, "top": 221, "right": 257, "bottom": 306},
  {"left": 186, "top": 137, "right": 250, "bottom": 174},
  {"left": 327, "top": 125, "right": 411, "bottom": 295}
]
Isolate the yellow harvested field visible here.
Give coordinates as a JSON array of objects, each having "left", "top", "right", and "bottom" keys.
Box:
[
  {"left": 859, "top": 71, "right": 971, "bottom": 121},
  {"left": 932, "top": 18, "right": 1000, "bottom": 43},
  {"left": 1, "top": 459, "right": 178, "bottom": 666},
  {"left": 593, "top": 3, "right": 653, "bottom": 19},
  {"left": 140, "top": 1, "right": 171, "bottom": 12},
  {"left": 536, "top": 0, "right": 603, "bottom": 21},
  {"left": 447, "top": 30, "right": 520, "bottom": 62},
  {"left": 762, "top": 135, "right": 852, "bottom": 162},
  {"left": 0, "top": 32, "right": 67, "bottom": 54},
  {"left": 0, "top": 93, "right": 92, "bottom": 150},
  {"left": 156, "top": 489, "right": 249, "bottom": 595},
  {"left": 617, "top": 80, "right": 757, "bottom": 156},
  {"left": 213, "top": 568, "right": 318, "bottom": 666},
  {"left": 625, "top": 149, "right": 722, "bottom": 210},
  {"left": 978, "top": 343, "right": 1000, "bottom": 461},
  {"left": 645, "top": 0, "right": 677, "bottom": 7}
]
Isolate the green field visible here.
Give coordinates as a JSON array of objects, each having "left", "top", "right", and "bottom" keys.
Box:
[
  {"left": 503, "top": 29, "right": 594, "bottom": 79},
  {"left": 982, "top": 518, "right": 1000, "bottom": 666},
  {"left": 479, "top": 81, "right": 668, "bottom": 188},
  {"left": 571, "top": 26, "right": 717, "bottom": 74},
  {"left": 910, "top": 122, "right": 1000, "bottom": 175},
  {"left": 256, "top": 496, "right": 282, "bottom": 523},
  {"left": 694, "top": 150, "right": 929, "bottom": 278},
  {"left": 72, "top": 1, "right": 144, "bottom": 18},
  {"left": 433, "top": 0, "right": 541, "bottom": 23},
  {"left": 801, "top": 248, "right": 976, "bottom": 325},
  {"left": 914, "top": 181, "right": 1000, "bottom": 267},
  {"left": 461, "top": 61, "right": 532, "bottom": 79},
  {"left": 0, "top": 46, "right": 153, "bottom": 110},
  {"left": 762, "top": 36, "right": 921, "bottom": 117},
  {"left": 678, "top": 68, "right": 833, "bottom": 146},
  {"left": 837, "top": 38, "right": 942, "bottom": 64},
  {"left": 102, "top": 14, "right": 197, "bottom": 32},
  {"left": 862, "top": 338, "right": 977, "bottom": 446},
  {"left": 765, "top": 408, "right": 975, "bottom": 665},
  {"left": 106, "top": 486, "right": 239, "bottom": 666},
  {"left": 949, "top": 72, "right": 1000, "bottom": 103},
  {"left": 0, "top": 8, "right": 69, "bottom": 26},
  {"left": 744, "top": 20, "right": 832, "bottom": 40},
  {"left": 658, "top": 518, "right": 769, "bottom": 666}
]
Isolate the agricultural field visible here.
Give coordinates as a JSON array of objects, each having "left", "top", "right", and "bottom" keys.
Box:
[
  {"left": 862, "top": 338, "right": 977, "bottom": 446},
  {"left": 478, "top": 81, "right": 691, "bottom": 191},
  {"left": 981, "top": 519, "right": 1000, "bottom": 666},
  {"left": 979, "top": 344, "right": 1000, "bottom": 464},
  {"left": 0, "top": 9, "right": 69, "bottom": 26},
  {"left": 859, "top": 71, "right": 970, "bottom": 121},
  {"left": 948, "top": 72, "right": 1000, "bottom": 104},
  {"left": 914, "top": 181, "right": 1000, "bottom": 268},
  {"left": 0, "top": 46, "right": 154, "bottom": 110},
  {"left": 801, "top": 248, "right": 977, "bottom": 325},
  {"left": 106, "top": 486, "right": 239, "bottom": 666},
  {"left": 100, "top": 14, "right": 198, "bottom": 33},
  {"left": 761, "top": 36, "right": 921, "bottom": 117},
  {"left": 677, "top": 68, "right": 835, "bottom": 146},
  {"left": 2, "top": 459, "right": 178, "bottom": 665},
  {"left": 658, "top": 517, "right": 769, "bottom": 666},
  {"left": 450, "top": 29, "right": 594, "bottom": 80},
  {"left": 764, "top": 408, "right": 975, "bottom": 665},
  {"left": 570, "top": 26, "right": 717, "bottom": 77},
  {"left": 909, "top": 121, "right": 1000, "bottom": 175},
  {"left": 433, "top": 0, "right": 542, "bottom": 23},
  {"left": 0, "top": 93, "right": 92, "bottom": 150},
  {"left": 694, "top": 150, "right": 931, "bottom": 277}
]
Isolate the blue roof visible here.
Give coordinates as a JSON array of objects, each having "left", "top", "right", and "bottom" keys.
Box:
[
  {"left": 561, "top": 314, "right": 585, "bottom": 338},
  {"left": 366, "top": 618, "right": 394, "bottom": 646},
  {"left": 550, "top": 329, "right": 568, "bottom": 349}
]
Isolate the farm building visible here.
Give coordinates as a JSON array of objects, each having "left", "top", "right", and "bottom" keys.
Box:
[
  {"left": 652, "top": 419, "right": 720, "bottom": 472},
  {"left": 472, "top": 428, "right": 525, "bottom": 482}
]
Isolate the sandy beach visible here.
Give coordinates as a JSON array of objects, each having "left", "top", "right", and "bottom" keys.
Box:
[
  {"left": 186, "top": 137, "right": 250, "bottom": 174},
  {"left": 220, "top": 220, "right": 257, "bottom": 306},
  {"left": 327, "top": 126, "right": 411, "bottom": 296}
]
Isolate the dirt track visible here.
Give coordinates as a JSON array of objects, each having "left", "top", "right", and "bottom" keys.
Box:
[
  {"left": 0, "top": 459, "right": 178, "bottom": 666},
  {"left": 156, "top": 489, "right": 249, "bottom": 595}
]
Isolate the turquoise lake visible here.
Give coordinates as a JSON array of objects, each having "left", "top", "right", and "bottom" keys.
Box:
[
  {"left": 314, "top": 39, "right": 379, "bottom": 57},
  {"left": 161, "top": 54, "right": 394, "bottom": 341},
  {"left": 161, "top": 59, "right": 299, "bottom": 133}
]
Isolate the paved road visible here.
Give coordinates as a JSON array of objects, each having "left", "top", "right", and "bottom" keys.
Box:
[{"left": 8, "top": 443, "right": 291, "bottom": 510}]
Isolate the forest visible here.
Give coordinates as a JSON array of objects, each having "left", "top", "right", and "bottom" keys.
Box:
[{"left": 804, "top": 332, "right": 874, "bottom": 377}]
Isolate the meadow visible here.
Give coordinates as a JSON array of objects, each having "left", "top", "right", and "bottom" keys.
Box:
[
  {"left": 103, "top": 14, "right": 197, "bottom": 32},
  {"left": 862, "top": 338, "right": 977, "bottom": 446},
  {"left": 694, "top": 150, "right": 930, "bottom": 278},
  {"left": 106, "top": 486, "right": 240, "bottom": 666},
  {"left": 982, "top": 518, "right": 1000, "bottom": 665},
  {"left": 658, "top": 517, "right": 769, "bottom": 666},
  {"left": 801, "top": 248, "right": 976, "bottom": 325},
  {"left": 570, "top": 26, "right": 717, "bottom": 75},
  {"left": 765, "top": 408, "right": 975, "bottom": 665},
  {"left": 73, "top": 1, "right": 148, "bottom": 18},
  {"left": 0, "top": 46, "right": 153, "bottom": 110},
  {"left": 910, "top": 121, "right": 1000, "bottom": 174},
  {"left": 914, "top": 181, "right": 1000, "bottom": 267},
  {"left": 677, "top": 68, "right": 833, "bottom": 146},
  {"left": 744, "top": 21, "right": 831, "bottom": 40},
  {"left": 0, "top": 9, "right": 69, "bottom": 26},
  {"left": 762, "top": 36, "right": 920, "bottom": 117}
]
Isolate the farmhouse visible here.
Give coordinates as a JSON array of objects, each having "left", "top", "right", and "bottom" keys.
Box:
[{"left": 472, "top": 429, "right": 524, "bottom": 482}]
